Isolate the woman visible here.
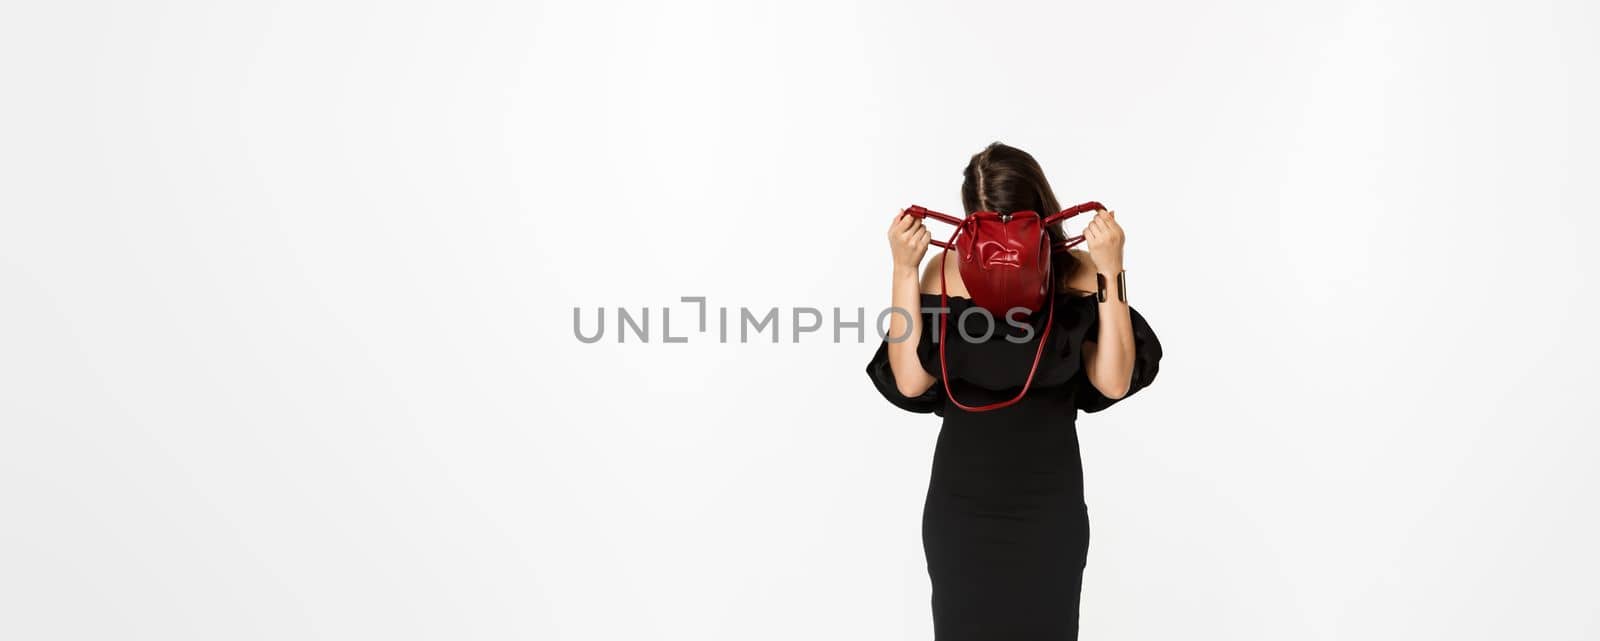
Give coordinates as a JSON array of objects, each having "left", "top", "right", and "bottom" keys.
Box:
[{"left": 865, "top": 141, "right": 1163, "bottom": 640}]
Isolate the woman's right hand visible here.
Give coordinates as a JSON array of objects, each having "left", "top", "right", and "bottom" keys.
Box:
[{"left": 887, "top": 209, "right": 932, "bottom": 274}]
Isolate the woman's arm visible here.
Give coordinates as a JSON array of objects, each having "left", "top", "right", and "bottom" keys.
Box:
[
  {"left": 1081, "top": 210, "right": 1136, "bottom": 399},
  {"left": 886, "top": 210, "right": 936, "bottom": 398}
]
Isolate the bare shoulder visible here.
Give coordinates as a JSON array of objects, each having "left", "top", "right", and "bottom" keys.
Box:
[
  {"left": 1058, "top": 249, "right": 1099, "bottom": 298},
  {"left": 919, "top": 250, "right": 969, "bottom": 297}
]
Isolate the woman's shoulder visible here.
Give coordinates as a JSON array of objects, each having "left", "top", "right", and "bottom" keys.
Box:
[
  {"left": 1058, "top": 249, "right": 1099, "bottom": 298},
  {"left": 918, "top": 250, "right": 969, "bottom": 297}
]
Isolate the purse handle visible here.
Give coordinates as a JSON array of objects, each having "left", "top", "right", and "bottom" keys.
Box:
[{"left": 902, "top": 200, "right": 1106, "bottom": 412}]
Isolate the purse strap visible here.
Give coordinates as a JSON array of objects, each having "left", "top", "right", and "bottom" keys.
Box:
[
  {"left": 902, "top": 201, "right": 1105, "bottom": 412},
  {"left": 1044, "top": 200, "right": 1103, "bottom": 251},
  {"left": 903, "top": 205, "right": 966, "bottom": 249}
]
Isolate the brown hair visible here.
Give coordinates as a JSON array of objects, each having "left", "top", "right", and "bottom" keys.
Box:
[{"left": 959, "top": 141, "right": 1080, "bottom": 283}]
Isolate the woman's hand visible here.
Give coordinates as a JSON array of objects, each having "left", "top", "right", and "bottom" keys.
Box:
[
  {"left": 1083, "top": 209, "right": 1125, "bottom": 272},
  {"left": 887, "top": 209, "right": 932, "bottom": 276}
]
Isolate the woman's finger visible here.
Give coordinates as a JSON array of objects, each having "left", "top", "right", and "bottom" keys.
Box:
[
  {"left": 897, "top": 210, "right": 920, "bottom": 231},
  {"left": 892, "top": 211, "right": 914, "bottom": 232}
]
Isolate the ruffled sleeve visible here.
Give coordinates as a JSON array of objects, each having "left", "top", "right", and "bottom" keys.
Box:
[
  {"left": 864, "top": 299, "right": 947, "bottom": 416},
  {"left": 1075, "top": 303, "right": 1163, "bottom": 413}
]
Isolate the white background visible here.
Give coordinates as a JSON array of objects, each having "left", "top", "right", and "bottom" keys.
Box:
[{"left": 2, "top": 1, "right": 1597, "bottom": 639}]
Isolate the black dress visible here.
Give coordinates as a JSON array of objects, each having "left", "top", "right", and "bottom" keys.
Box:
[{"left": 865, "top": 292, "right": 1163, "bottom": 641}]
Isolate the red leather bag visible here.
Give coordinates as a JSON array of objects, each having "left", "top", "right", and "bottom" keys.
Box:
[{"left": 903, "top": 201, "right": 1104, "bottom": 412}]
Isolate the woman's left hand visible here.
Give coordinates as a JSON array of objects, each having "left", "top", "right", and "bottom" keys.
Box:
[{"left": 1083, "top": 209, "right": 1125, "bottom": 271}]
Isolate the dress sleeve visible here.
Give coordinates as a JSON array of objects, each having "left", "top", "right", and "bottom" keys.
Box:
[
  {"left": 1076, "top": 303, "right": 1163, "bottom": 413},
  {"left": 864, "top": 308, "right": 945, "bottom": 416}
]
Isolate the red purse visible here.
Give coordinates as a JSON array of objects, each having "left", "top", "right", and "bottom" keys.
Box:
[{"left": 903, "top": 201, "right": 1104, "bottom": 412}]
